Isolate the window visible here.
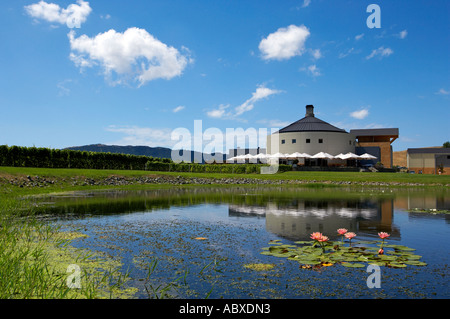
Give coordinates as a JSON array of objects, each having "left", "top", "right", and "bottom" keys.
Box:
[
  {"left": 306, "top": 139, "right": 310, "bottom": 143},
  {"left": 319, "top": 139, "right": 323, "bottom": 143},
  {"left": 292, "top": 139, "right": 296, "bottom": 144},
  {"left": 349, "top": 140, "right": 352, "bottom": 145},
  {"left": 281, "top": 139, "right": 285, "bottom": 144}
]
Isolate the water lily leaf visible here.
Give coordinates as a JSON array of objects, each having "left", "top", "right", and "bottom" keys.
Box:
[
  {"left": 389, "top": 263, "right": 407, "bottom": 268},
  {"left": 378, "top": 255, "right": 397, "bottom": 261},
  {"left": 244, "top": 263, "right": 275, "bottom": 271},
  {"left": 388, "top": 245, "right": 416, "bottom": 251},
  {"left": 294, "top": 241, "right": 312, "bottom": 245},
  {"left": 298, "top": 260, "right": 321, "bottom": 265},
  {"left": 341, "top": 262, "right": 365, "bottom": 268},
  {"left": 355, "top": 240, "right": 377, "bottom": 245},
  {"left": 260, "top": 251, "right": 273, "bottom": 256},
  {"left": 403, "top": 260, "right": 427, "bottom": 266}
]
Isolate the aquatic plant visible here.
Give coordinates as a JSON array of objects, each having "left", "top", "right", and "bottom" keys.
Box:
[{"left": 261, "top": 230, "right": 426, "bottom": 269}]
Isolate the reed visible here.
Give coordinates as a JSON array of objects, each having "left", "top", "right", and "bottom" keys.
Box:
[{"left": 0, "top": 197, "right": 136, "bottom": 299}]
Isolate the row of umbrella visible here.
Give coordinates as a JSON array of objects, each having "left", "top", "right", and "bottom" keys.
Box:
[{"left": 227, "top": 151, "right": 377, "bottom": 161}]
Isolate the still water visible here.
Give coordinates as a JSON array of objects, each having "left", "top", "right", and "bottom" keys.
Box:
[{"left": 40, "top": 186, "right": 449, "bottom": 299}]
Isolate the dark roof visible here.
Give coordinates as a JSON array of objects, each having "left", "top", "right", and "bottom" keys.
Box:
[
  {"left": 277, "top": 116, "right": 348, "bottom": 133},
  {"left": 350, "top": 128, "right": 399, "bottom": 137},
  {"left": 407, "top": 147, "right": 450, "bottom": 154}
]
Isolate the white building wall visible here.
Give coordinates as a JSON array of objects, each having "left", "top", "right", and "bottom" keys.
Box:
[{"left": 267, "top": 131, "right": 356, "bottom": 155}]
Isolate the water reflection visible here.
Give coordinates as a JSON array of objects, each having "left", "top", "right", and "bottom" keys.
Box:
[
  {"left": 229, "top": 197, "right": 399, "bottom": 241},
  {"left": 38, "top": 187, "right": 449, "bottom": 241}
]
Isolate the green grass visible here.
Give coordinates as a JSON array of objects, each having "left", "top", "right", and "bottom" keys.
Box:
[
  {"left": 0, "top": 165, "right": 448, "bottom": 298},
  {"left": 1, "top": 166, "right": 448, "bottom": 194},
  {"left": 0, "top": 197, "right": 137, "bottom": 299}
]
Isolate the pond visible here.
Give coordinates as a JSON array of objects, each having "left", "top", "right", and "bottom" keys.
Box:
[{"left": 38, "top": 186, "right": 449, "bottom": 299}]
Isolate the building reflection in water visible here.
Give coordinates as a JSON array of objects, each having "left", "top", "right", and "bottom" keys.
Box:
[{"left": 229, "top": 198, "right": 399, "bottom": 241}]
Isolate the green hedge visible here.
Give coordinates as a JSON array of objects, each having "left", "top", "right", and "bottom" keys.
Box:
[
  {"left": 0, "top": 145, "right": 292, "bottom": 174},
  {"left": 0, "top": 145, "right": 170, "bottom": 170},
  {"left": 145, "top": 161, "right": 292, "bottom": 174}
]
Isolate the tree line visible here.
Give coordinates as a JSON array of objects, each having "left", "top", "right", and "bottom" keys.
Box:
[
  {"left": 0, "top": 145, "right": 170, "bottom": 170},
  {"left": 0, "top": 145, "right": 291, "bottom": 174}
]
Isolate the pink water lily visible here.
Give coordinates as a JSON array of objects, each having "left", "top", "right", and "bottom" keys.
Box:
[
  {"left": 378, "top": 232, "right": 390, "bottom": 253},
  {"left": 344, "top": 232, "right": 356, "bottom": 240},
  {"left": 378, "top": 232, "right": 390, "bottom": 239},
  {"left": 337, "top": 228, "right": 347, "bottom": 235},
  {"left": 310, "top": 232, "right": 329, "bottom": 251},
  {"left": 310, "top": 232, "right": 323, "bottom": 241}
]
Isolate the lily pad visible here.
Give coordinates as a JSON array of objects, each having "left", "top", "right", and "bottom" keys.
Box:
[
  {"left": 389, "top": 263, "right": 407, "bottom": 268},
  {"left": 260, "top": 239, "right": 424, "bottom": 270},
  {"left": 403, "top": 260, "right": 427, "bottom": 266},
  {"left": 341, "top": 262, "right": 366, "bottom": 268},
  {"left": 244, "top": 263, "right": 275, "bottom": 271}
]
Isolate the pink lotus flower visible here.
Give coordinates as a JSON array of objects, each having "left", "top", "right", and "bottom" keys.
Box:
[
  {"left": 378, "top": 232, "right": 390, "bottom": 239},
  {"left": 337, "top": 228, "right": 348, "bottom": 235},
  {"left": 310, "top": 232, "right": 323, "bottom": 241},
  {"left": 344, "top": 232, "right": 356, "bottom": 240},
  {"left": 317, "top": 235, "right": 329, "bottom": 242}
]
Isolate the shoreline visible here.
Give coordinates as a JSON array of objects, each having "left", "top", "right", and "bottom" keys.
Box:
[{"left": 1, "top": 166, "right": 449, "bottom": 198}]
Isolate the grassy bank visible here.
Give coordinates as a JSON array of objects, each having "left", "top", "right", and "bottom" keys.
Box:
[
  {"left": 0, "top": 166, "right": 448, "bottom": 299},
  {"left": 0, "top": 197, "right": 137, "bottom": 298},
  {"left": 1, "top": 166, "right": 449, "bottom": 197}
]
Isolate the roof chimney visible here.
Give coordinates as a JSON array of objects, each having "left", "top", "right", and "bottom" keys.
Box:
[{"left": 305, "top": 105, "right": 314, "bottom": 117}]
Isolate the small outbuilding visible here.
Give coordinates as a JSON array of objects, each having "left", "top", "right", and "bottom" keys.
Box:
[{"left": 407, "top": 148, "right": 450, "bottom": 175}]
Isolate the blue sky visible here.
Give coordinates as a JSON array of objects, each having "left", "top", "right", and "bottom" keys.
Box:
[{"left": 0, "top": 0, "right": 449, "bottom": 153}]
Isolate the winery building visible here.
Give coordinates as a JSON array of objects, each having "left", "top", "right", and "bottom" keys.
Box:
[
  {"left": 267, "top": 105, "right": 399, "bottom": 168},
  {"left": 407, "top": 148, "right": 450, "bottom": 175}
]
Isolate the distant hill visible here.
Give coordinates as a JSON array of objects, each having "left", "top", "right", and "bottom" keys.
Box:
[
  {"left": 66, "top": 144, "right": 173, "bottom": 159},
  {"left": 64, "top": 144, "right": 225, "bottom": 163}
]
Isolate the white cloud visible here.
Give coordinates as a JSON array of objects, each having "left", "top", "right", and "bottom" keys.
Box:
[
  {"left": 366, "top": 46, "right": 393, "bottom": 60},
  {"left": 350, "top": 108, "right": 369, "bottom": 120},
  {"left": 235, "top": 86, "right": 281, "bottom": 116},
  {"left": 207, "top": 85, "right": 281, "bottom": 119},
  {"left": 25, "top": 0, "right": 92, "bottom": 28},
  {"left": 207, "top": 104, "right": 230, "bottom": 119},
  {"left": 301, "top": 0, "right": 311, "bottom": 8},
  {"left": 301, "top": 64, "right": 321, "bottom": 77},
  {"left": 355, "top": 33, "right": 364, "bottom": 41},
  {"left": 56, "top": 79, "right": 74, "bottom": 96},
  {"left": 398, "top": 30, "right": 408, "bottom": 39},
  {"left": 106, "top": 125, "right": 175, "bottom": 148},
  {"left": 173, "top": 105, "right": 185, "bottom": 113},
  {"left": 436, "top": 88, "right": 449, "bottom": 95},
  {"left": 68, "top": 28, "right": 191, "bottom": 86},
  {"left": 309, "top": 48, "right": 322, "bottom": 60},
  {"left": 259, "top": 25, "right": 310, "bottom": 61},
  {"left": 338, "top": 47, "right": 354, "bottom": 59}
]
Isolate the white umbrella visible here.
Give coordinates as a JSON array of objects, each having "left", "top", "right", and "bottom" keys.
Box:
[
  {"left": 359, "top": 153, "right": 377, "bottom": 159},
  {"left": 285, "top": 152, "right": 305, "bottom": 158},
  {"left": 341, "top": 152, "right": 361, "bottom": 160},
  {"left": 299, "top": 153, "right": 312, "bottom": 158},
  {"left": 334, "top": 153, "right": 347, "bottom": 160},
  {"left": 269, "top": 152, "right": 288, "bottom": 159},
  {"left": 228, "top": 154, "right": 247, "bottom": 162},
  {"left": 311, "top": 152, "right": 335, "bottom": 159}
]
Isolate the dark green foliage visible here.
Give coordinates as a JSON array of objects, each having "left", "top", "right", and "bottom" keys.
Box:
[
  {"left": 0, "top": 145, "right": 292, "bottom": 174},
  {"left": 0, "top": 145, "right": 166, "bottom": 171}
]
